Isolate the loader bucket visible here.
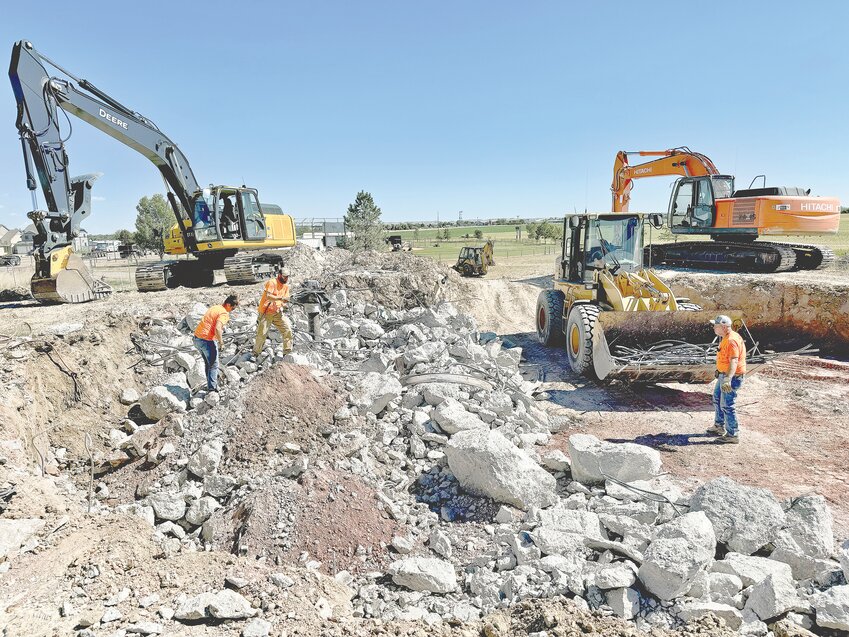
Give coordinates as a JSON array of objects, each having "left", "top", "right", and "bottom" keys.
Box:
[
  {"left": 591, "top": 310, "right": 744, "bottom": 383},
  {"left": 31, "top": 253, "right": 112, "bottom": 304}
]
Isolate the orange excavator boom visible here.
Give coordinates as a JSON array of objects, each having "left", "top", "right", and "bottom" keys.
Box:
[{"left": 612, "top": 147, "right": 719, "bottom": 212}]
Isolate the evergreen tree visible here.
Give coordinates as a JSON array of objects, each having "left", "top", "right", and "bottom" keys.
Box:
[
  {"left": 135, "top": 194, "right": 175, "bottom": 254},
  {"left": 344, "top": 191, "right": 384, "bottom": 251}
]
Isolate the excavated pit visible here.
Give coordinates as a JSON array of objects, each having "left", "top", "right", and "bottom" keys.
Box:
[{"left": 664, "top": 270, "right": 849, "bottom": 357}]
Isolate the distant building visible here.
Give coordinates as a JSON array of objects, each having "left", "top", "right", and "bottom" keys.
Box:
[
  {"left": 72, "top": 229, "right": 89, "bottom": 253},
  {"left": 13, "top": 223, "right": 37, "bottom": 255},
  {"left": 93, "top": 239, "right": 121, "bottom": 253},
  {"left": 0, "top": 227, "right": 21, "bottom": 256}
]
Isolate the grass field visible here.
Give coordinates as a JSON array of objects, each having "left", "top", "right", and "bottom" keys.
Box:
[{"left": 390, "top": 225, "right": 560, "bottom": 266}]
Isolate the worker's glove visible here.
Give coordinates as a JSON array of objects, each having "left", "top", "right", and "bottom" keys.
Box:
[{"left": 721, "top": 381, "right": 733, "bottom": 393}]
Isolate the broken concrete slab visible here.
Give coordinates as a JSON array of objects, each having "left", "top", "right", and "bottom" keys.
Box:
[
  {"left": 812, "top": 584, "right": 849, "bottom": 631},
  {"left": 605, "top": 587, "right": 640, "bottom": 620},
  {"left": 139, "top": 385, "right": 188, "bottom": 420},
  {"left": 0, "top": 518, "right": 45, "bottom": 560},
  {"left": 677, "top": 602, "right": 743, "bottom": 630},
  {"left": 350, "top": 372, "right": 402, "bottom": 415},
  {"left": 207, "top": 589, "right": 257, "bottom": 619},
  {"left": 146, "top": 491, "right": 187, "bottom": 522},
  {"left": 773, "top": 495, "right": 834, "bottom": 559},
  {"left": 389, "top": 557, "right": 457, "bottom": 593},
  {"left": 770, "top": 547, "right": 843, "bottom": 583},
  {"left": 187, "top": 441, "right": 223, "bottom": 479},
  {"left": 638, "top": 511, "right": 716, "bottom": 601},
  {"left": 744, "top": 572, "right": 800, "bottom": 621},
  {"left": 446, "top": 429, "right": 557, "bottom": 510},
  {"left": 431, "top": 398, "right": 487, "bottom": 435},
  {"left": 568, "top": 434, "right": 662, "bottom": 486},
  {"left": 711, "top": 552, "right": 793, "bottom": 587},
  {"left": 690, "top": 477, "right": 785, "bottom": 555}
]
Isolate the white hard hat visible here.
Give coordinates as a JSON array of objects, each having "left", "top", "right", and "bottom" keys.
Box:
[
  {"left": 278, "top": 268, "right": 290, "bottom": 277},
  {"left": 709, "top": 315, "right": 732, "bottom": 326}
]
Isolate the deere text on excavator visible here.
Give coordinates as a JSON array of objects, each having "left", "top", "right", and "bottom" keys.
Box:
[
  {"left": 612, "top": 148, "right": 839, "bottom": 272},
  {"left": 9, "top": 40, "right": 296, "bottom": 303}
]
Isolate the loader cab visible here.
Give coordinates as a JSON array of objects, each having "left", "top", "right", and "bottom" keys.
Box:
[
  {"left": 558, "top": 214, "right": 645, "bottom": 283},
  {"left": 668, "top": 175, "right": 734, "bottom": 233},
  {"left": 192, "top": 186, "right": 268, "bottom": 243}
]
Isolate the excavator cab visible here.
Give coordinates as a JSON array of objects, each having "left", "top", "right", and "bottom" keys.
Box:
[
  {"left": 669, "top": 175, "right": 735, "bottom": 232},
  {"left": 192, "top": 187, "right": 267, "bottom": 243}
]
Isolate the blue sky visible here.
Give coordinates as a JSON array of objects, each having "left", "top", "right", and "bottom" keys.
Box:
[{"left": 1, "top": 1, "right": 847, "bottom": 233}]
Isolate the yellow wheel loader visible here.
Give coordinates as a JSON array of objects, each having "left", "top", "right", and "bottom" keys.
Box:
[
  {"left": 453, "top": 240, "right": 495, "bottom": 277},
  {"left": 536, "top": 213, "right": 744, "bottom": 383}
]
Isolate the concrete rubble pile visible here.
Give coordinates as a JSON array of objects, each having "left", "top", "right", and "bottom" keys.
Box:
[{"left": 81, "top": 272, "right": 849, "bottom": 637}]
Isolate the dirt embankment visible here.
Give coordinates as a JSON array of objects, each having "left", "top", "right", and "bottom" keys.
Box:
[{"left": 665, "top": 271, "right": 849, "bottom": 355}]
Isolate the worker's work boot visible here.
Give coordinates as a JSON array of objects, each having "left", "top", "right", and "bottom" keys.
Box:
[
  {"left": 706, "top": 424, "right": 725, "bottom": 436},
  {"left": 717, "top": 433, "right": 740, "bottom": 444}
]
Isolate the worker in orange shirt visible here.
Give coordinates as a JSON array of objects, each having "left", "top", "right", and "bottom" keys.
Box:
[
  {"left": 253, "top": 268, "right": 293, "bottom": 357},
  {"left": 706, "top": 315, "right": 747, "bottom": 444},
  {"left": 193, "top": 294, "right": 239, "bottom": 392}
]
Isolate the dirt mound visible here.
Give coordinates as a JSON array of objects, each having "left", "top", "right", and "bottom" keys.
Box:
[
  {"left": 286, "top": 469, "right": 401, "bottom": 574},
  {"left": 228, "top": 363, "right": 342, "bottom": 463}
]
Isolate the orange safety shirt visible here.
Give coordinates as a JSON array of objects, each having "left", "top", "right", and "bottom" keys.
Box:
[
  {"left": 194, "top": 305, "right": 230, "bottom": 341},
  {"left": 258, "top": 279, "right": 290, "bottom": 315},
  {"left": 716, "top": 330, "right": 747, "bottom": 375}
]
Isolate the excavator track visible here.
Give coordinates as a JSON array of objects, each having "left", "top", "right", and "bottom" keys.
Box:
[
  {"left": 789, "top": 244, "right": 834, "bottom": 270},
  {"left": 223, "top": 253, "right": 284, "bottom": 285},
  {"left": 646, "top": 240, "right": 798, "bottom": 273},
  {"left": 135, "top": 263, "right": 171, "bottom": 292}
]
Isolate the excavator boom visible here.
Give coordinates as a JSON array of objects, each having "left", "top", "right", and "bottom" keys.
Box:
[{"left": 612, "top": 147, "right": 718, "bottom": 212}]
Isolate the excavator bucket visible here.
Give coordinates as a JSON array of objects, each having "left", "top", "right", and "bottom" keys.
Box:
[
  {"left": 591, "top": 310, "right": 745, "bottom": 383},
  {"left": 31, "top": 252, "right": 112, "bottom": 304}
]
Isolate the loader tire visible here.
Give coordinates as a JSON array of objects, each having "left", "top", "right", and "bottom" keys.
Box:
[
  {"left": 566, "top": 304, "right": 600, "bottom": 377},
  {"left": 536, "top": 289, "right": 565, "bottom": 346}
]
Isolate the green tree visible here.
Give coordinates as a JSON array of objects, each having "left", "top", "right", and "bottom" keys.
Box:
[
  {"left": 441, "top": 228, "right": 451, "bottom": 241},
  {"left": 526, "top": 222, "right": 538, "bottom": 242},
  {"left": 413, "top": 227, "right": 420, "bottom": 241},
  {"left": 115, "top": 229, "right": 135, "bottom": 244},
  {"left": 473, "top": 229, "right": 484, "bottom": 240},
  {"left": 344, "top": 191, "right": 384, "bottom": 251},
  {"left": 135, "top": 194, "right": 175, "bottom": 254}
]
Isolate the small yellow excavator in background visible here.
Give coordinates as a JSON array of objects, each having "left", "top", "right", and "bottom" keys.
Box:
[
  {"left": 453, "top": 240, "right": 495, "bottom": 277},
  {"left": 536, "top": 212, "right": 751, "bottom": 383}
]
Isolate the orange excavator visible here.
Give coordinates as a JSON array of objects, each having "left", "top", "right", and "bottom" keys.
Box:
[{"left": 612, "top": 148, "right": 840, "bottom": 272}]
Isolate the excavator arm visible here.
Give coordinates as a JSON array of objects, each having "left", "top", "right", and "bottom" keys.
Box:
[
  {"left": 612, "top": 147, "right": 719, "bottom": 212},
  {"left": 9, "top": 40, "right": 202, "bottom": 300}
]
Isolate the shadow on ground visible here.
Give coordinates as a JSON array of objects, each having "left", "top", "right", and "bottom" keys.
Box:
[
  {"left": 606, "top": 431, "right": 725, "bottom": 450},
  {"left": 507, "top": 330, "right": 714, "bottom": 415}
]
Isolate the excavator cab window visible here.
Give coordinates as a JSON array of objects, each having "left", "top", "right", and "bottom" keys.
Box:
[
  {"left": 241, "top": 190, "right": 267, "bottom": 241},
  {"left": 213, "top": 189, "right": 242, "bottom": 240},
  {"left": 193, "top": 197, "right": 219, "bottom": 242},
  {"left": 692, "top": 178, "right": 714, "bottom": 227},
  {"left": 669, "top": 180, "right": 695, "bottom": 228}
]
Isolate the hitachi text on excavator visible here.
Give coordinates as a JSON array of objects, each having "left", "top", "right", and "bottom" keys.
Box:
[{"left": 9, "top": 40, "right": 296, "bottom": 303}]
